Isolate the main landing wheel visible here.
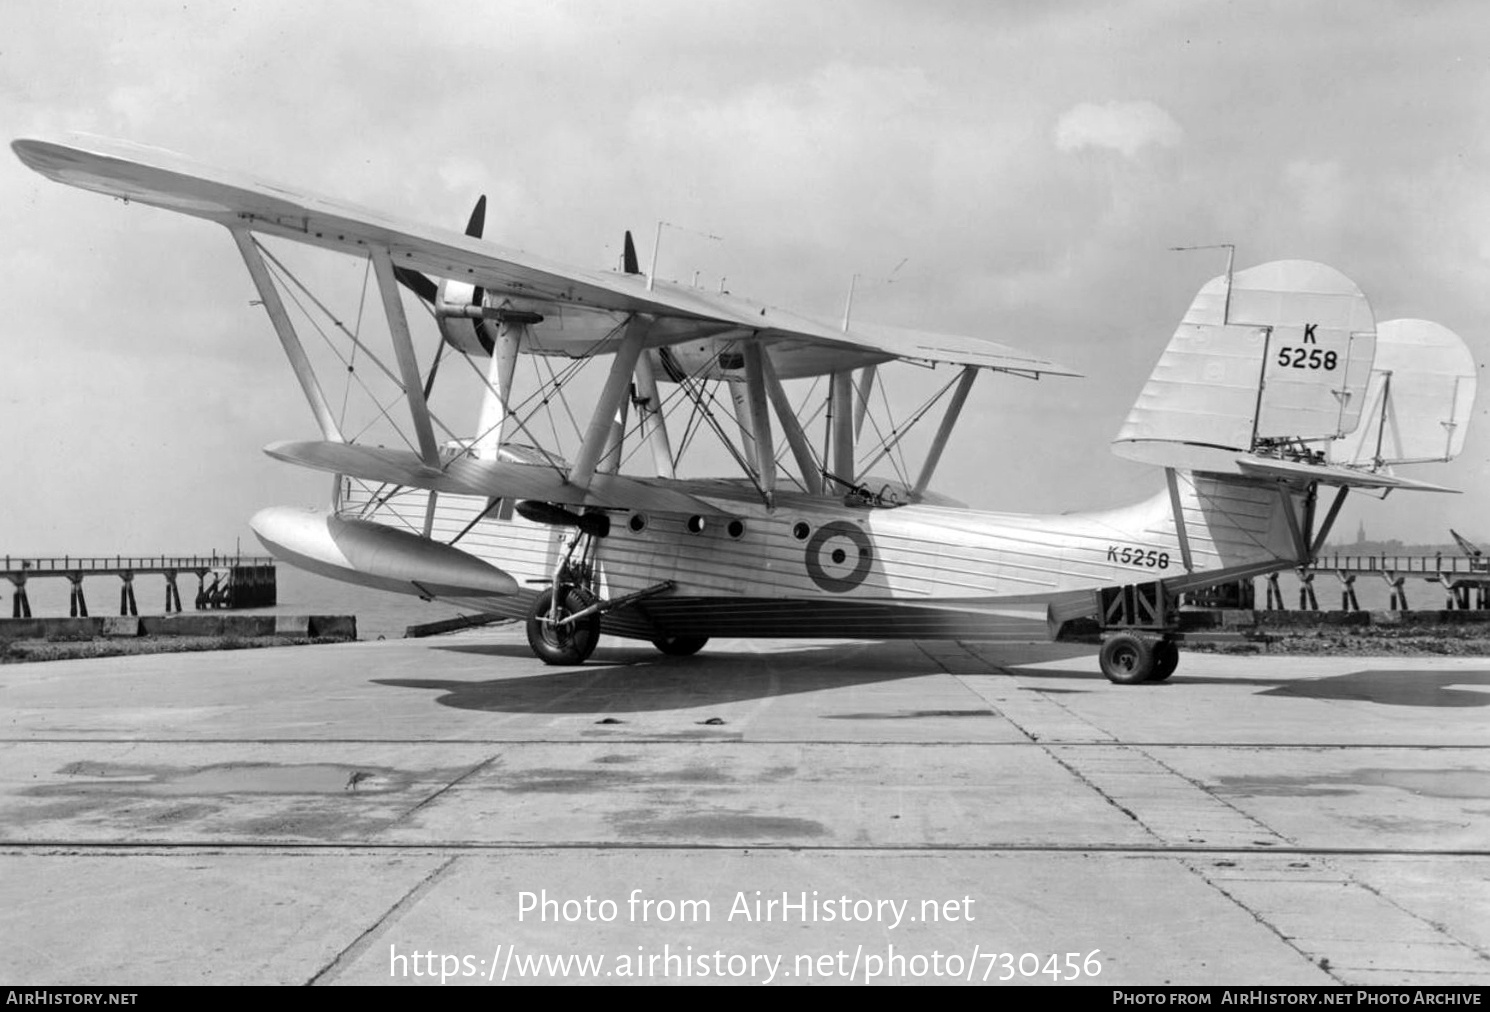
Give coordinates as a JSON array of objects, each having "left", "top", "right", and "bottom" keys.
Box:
[
  {"left": 1150, "top": 639, "right": 1180, "bottom": 682},
  {"left": 652, "top": 634, "right": 709, "bottom": 657},
  {"left": 1099, "top": 631, "right": 1167, "bottom": 685},
  {"left": 526, "top": 588, "right": 600, "bottom": 666}
]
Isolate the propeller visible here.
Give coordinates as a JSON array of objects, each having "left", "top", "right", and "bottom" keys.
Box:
[
  {"left": 622, "top": 230, "right": 641, "bottom": 275},
  {"left": 391, "top": 195, "right": 496, "bottom": 360},
  {"left": 465, "top": 195, "right": 486, "bottom": 310},
  {"left": 465, "top": 195, "right": 486, "bottom": 239},
  {"left": 393, "top": 194, "right": 488, "bottom": 307},
  {"left": 392, "top": 265, "right": 438, "bottom": 303}
]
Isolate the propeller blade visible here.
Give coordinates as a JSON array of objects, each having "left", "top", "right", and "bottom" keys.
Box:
[
  {"left": 623, "top": 230, "right": 640, "bottom": 274},
  {"left": 421, "top": 343, "right": 444, "bottom": 401},
  {"left": 393, "top": 266, "right": 439, "bottom": 304},
  {"left": 466, "top": 195, "right": 489, "bottom": 307},
  {"left": 465, "top": 195, "right": 487, "bottom": 239}
]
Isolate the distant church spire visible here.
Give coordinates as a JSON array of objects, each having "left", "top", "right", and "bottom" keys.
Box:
[{"left": 1356, "top": 520, "right": 1367, "bottom": 545}]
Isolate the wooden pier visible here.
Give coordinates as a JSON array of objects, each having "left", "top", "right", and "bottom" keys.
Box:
[
  {"left": 1189, "top": 553, "right": 1490, "bottom": 613},
  {"left": 1298, "top": 553, "right": 1489, "bottom": 611},
  {"left": 1, "top": 555, "right": 276, "bottom": 618}
]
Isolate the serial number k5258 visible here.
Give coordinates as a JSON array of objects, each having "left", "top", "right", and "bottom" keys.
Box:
[
  {"left": 1106, "top": 545, "right": 1171, "bottom": 569},
  {"left": 1276, "top": 346, "right": 1338, "bottom": 370}
]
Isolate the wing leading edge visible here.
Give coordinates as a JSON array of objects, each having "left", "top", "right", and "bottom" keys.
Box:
[
  {"left": 265, "top": 440, "right": 731, "bottom": 515},
  {"left": 13, "top": 134, "right": 1077, "bottom": 377}
]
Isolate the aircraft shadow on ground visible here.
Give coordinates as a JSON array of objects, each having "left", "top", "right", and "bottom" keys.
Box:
[
  {"left": 1021, "top": 664, "right": 1490, "bottom": 708},
  {"left": 1257, "top": 668, "right": 1490, "bottom": 708},
  {"left": 380, "top": 638, "right": 1490, "bottom": 712},
  {"left": 374, "top": 641, "right": 946, "bottom": 714}
]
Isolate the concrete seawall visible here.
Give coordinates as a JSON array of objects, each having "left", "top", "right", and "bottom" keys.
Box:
[{"left": 0, "top": 614, "right": 357, "bottom": 640}]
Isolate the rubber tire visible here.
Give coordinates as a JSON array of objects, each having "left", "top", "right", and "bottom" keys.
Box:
[
  {"left": 526, "top": 588, "right": 600, "bottom": 666},
  {"left": 1150, "top": 640, "right": 1179, "bottom": 682},
  {"left": 1099, "top": 632, "right": 1158, "bottom": 685},
  {"left": 652, "top": 635, "right": 709, "bottom": 657}
]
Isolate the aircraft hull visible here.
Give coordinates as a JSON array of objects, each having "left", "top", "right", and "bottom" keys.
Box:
[{"left": 294, "top": 472, "right": 1302, "bottom": 643}]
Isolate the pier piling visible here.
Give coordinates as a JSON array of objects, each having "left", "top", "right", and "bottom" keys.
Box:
[
  {"left": 67, "top": 574, "right": 87, "bottom": 617},
  {"left": 0, "top": 555, "right": 275, "bottom": 617}
]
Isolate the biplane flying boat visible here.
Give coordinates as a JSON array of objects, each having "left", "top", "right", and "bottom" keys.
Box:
[{"left": 13, "top": 135, "right": 1479, "bottom": 683}]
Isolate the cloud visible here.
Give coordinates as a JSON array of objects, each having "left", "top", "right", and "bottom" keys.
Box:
[
  {"left": 5, "top": 3, "right": 1487, "bottom": 547},
  {"left": 1054, "top": 100, "right": 1183, "bottom": 157},
  {"left": 1283, "top": 159, "right": 1347, "bottom": 229}
]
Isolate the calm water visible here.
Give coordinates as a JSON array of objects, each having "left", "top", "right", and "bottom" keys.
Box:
[{"left": 240, "top": 567, "right": 476, "bottom": 640}]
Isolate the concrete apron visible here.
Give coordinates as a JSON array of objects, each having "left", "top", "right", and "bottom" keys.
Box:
[{"left": 0, "top": 632, "right": 1486, "bottom": 986}]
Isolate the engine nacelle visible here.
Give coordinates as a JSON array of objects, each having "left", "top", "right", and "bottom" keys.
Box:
[
  {"left": 649, "top": 342, "right": 746, "bottom": 384},
  {"left": 436, "top": 279, "right": 494, "bottom": 357}
]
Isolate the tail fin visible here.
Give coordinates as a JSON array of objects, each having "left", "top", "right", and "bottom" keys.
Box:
[
  {"left": 1115, "top": 260, "right": 1375, "bottom": 457},
  {"left": 1325, "top": 319, "right": 1476, "bottom": 468},
  {"left": 1113, "top": 260, "right": 1474, "bottom": 488}
]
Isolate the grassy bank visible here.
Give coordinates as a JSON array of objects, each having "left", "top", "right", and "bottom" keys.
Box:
[
  {"left": 2, "top": 634, "right": 351, "bottom": 664},
  {"left": 1187, "top": 623, "right": 1490, "bottom": 657}
]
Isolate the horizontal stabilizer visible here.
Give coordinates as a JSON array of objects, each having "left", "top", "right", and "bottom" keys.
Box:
[
  {"left": 264, "top": 440, "right": 726, "bottom": 515},
  {"left": 1232, "top": 454, "right": 1456, "bottom": 492},
  {"left": 1115, "top": 441, "right": 1458, "bottom": 492},
  {"left": 1115, "top": 260, "right": 1376, "bottom": 456},
  {"left": 1326, "top": 319, "right": 1477, "bottom": 467}
]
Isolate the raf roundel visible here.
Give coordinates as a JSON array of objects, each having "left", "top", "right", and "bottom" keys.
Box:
[{"left": 804, "top": 520, "right": 873, "bottom": 593}]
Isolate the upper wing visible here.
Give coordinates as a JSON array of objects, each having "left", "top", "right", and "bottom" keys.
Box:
[{"left": 13, "top": 134, "right": 1077, "bottom": 377}]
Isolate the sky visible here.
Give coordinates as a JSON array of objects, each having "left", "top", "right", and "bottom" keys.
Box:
[{"left": 2, "top": 0, "right": 1488, "bottom": 556}]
